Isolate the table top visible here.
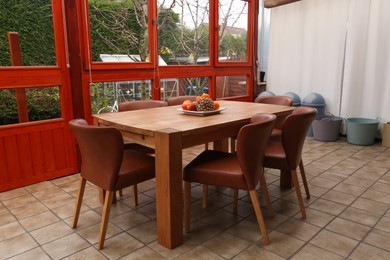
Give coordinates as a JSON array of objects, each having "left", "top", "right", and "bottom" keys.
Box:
[
  {"left": 93, "top": 100, "right": 293, "bottom": 136},
  {"left": 94, "top": 100, "right": 293, "bottom": 146}
]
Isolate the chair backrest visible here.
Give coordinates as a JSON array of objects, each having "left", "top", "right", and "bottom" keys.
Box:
[
  {"left": 119, "top": 100, "right": 168, "bottom": 111},
  {"left": 236, "top": 113, "right": 276, "bottom": 189},
  {"left": 167, "top": 96, "right": 196, "bottom": 106},
  {"left": 282, "top": 106, "right": 317, "bottom": 169},
  {"left": 69, "top": 119, "right": 123, "bottom": 191},
  {"left": 254, "top": 95, "right": 293, "bottom": 106}
]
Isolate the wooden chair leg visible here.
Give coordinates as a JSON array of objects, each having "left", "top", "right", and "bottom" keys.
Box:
[
  {"left": 299, "top": 160, "right": 310, "bottom": 199},
  {"left": 248, "top": 190, "right": 270, "bottom": 245},
  {"left": 202, "top": 184, "right": 208, "bottom": 208},
  {"left": 72, "top": 177, "right": 86, "bottom": 228},
  {"left": 98, "top": 190, "right": 115, "bottom": 250},
  {"left": 184, "top": 181, "right": 191, "bottom": 233},
  {"left": 133, "top": 185, "right": 138, "bottom": 207},
  {"left": 259, "top": 172, "right": 274, "bottom": 217},
  {"left": 233, "top": 189, "right": 239, "bottom": 210},
  {"left": 291, "top": 170, "right": 306, "bottom": 219},
  {"left": 119, "top": 189, "right": 123, "bottom": 196}
]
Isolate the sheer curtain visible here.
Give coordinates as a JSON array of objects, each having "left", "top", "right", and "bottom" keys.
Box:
[
  {"left": 341, "top": 0, "right": 390, "bottom": 123},
  {"left": 267, "top": 0, "right": 390, "bottom": 126}
]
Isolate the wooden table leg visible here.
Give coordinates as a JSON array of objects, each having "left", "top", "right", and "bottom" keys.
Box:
[{"left": 155, "top": 129, "right": 183, "bottom": 249}]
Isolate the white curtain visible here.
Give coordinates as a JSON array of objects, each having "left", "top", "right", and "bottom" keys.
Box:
[
  {"left": 341, "top": 0, "right": 390, "bottom": 123},
  {"left": 267, "top": 0, "right": 390, "bottom": 126}
]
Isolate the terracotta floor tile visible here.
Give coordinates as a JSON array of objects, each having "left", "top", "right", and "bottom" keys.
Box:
[
  {"left": 375, "top": 216, "right": 390, "bottom": 233},
  {"left": 294, "top": 208, "right": 335, "bottom": 228},
  {"left": 10, "top": 201, "right": 48, "bottom": 220},
  {"left": 19, "top": 210, "right": 60, "bottom": 231},
  {"left": 350, "top": 242, "right": 390, "bottom": 259},
  {"left": 276, "top": 218, "right": 321, "bottom": 241},
  {"left": 0, "top": 233, "right": 38, "bottom": 259},
  {"left": 291, "top": 243, "right": 344, "bottom": 260},
  {"left": 110, "top": 210, "right": 150, "bottom": 231},
  {"left": 100, "top": 232, "right": 144, "bottom": 259},
  {"left": 0, "top": 210, "right": 16, "bottom": 226},
  {"left": 41, "top": 233, "right": 90, "bottom": 259},
  {"left": 310, "top": 229, "right": 359, "bottom": 257},
  {"left": 32, "top": 186, "right": 67, "bottom": 201},
  {"left": 332, "top": 182, "right": 367, "bottom": 196},
  {"left": 62, "top": 247, "right": 107, "bottom": 260},
  {"left": 232, "top": 245, "right": 284, "bottom": 260},
  {"left": 326, "top": 217, "right": 370, "bottom": 240},
  {"left": 363, "top": 228, "right": 390, "bottom": 251},
  {"left": 121, "top": 246, "right": 166, "bottom": 260},
  {"left": 308, "top": 198, "right": 347, "bottom": 216},
  {"left": 0, "top": 221, "right": 26, "bottom": 242},
  {"left": 0, "top": 188, "right": 28, "bottom": 201},
  {"left": 351, "top": 197, "right": 389, "bottom": 215},
  {"left": 30, "top": 221, "right": 74, "bottom": 245},
  {"left": 321, "top": 190, "right": 357, "bottom": 205},
  {"left": 258, "top": 231, "right": 305, "bottom": 258},
  {"left": 340, "top": 207, "right": 381, "bottom": 226},
  {"left": 361, "top": 189, "right": 390, "bottom": 205},
  {"left": 8, "top": 247, "right": 51, "bottom": 260},
  {"left": 175, "top": 245, "right": 224, "bottom": 260},
  {"left": 77, "top": 222, "right": 122, "bottom": 244},
  {"left": 203, "top": 232, "right": 251, "bottom": 259},
  {"left": 2, "top": 193, "right": 38, "bottom": 210},
  {"left": 128, "top": 220, "right": 157, "bottom": 244}
]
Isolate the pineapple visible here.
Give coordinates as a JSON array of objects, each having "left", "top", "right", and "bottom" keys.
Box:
[{"left": 196, "top": 97, "right": 215, "bottom": 111}]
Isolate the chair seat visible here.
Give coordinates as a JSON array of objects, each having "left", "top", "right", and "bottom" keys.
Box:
[
  {"left": 116, "top": 150, "right": 155, "bottom": 190},
  {"left": 184, "top": 150, "right": 248, "bottom": 190}
]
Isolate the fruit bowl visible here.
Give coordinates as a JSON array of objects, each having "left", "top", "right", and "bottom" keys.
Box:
[{"left": 177, "top": 107, "right": 227, "bottom": 116}]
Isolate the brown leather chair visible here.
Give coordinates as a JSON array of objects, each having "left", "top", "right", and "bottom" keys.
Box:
[
  {"left": 119, "top": 100, "right": 168, "bottom": 111},
  {"left": 167, "top": 95, "right": 196, "bottom": 106},
  {"left": 255, "top": 95, "right": 293, "bottom": 137},
  {"left": 254, "top": 95, "right": 293, "bottom": 106},
  {"left": 263, "top": 106, "right": 317, "bottom": 219},
  {"left": 183, "top": 113, "right": 276, "bottom": 245},
  {"left": 118, "top": 100, "right": 167, "bottom": 205},
  {"left": 69, "top": 119, "right": 155, "bottom": 249}
]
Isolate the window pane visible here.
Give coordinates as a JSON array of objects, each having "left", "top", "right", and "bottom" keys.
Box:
[
  {"left": 160, "top": 77, "right": 208, "bottom": 100},
  {"left": 157, "top": 0, "right": 210, "bottom": 65},
  {"left": 218, "top": 0, "right": 248, "bottom": 62},
  {"left": 0, "top": 87, "right": 61, "bottom": 125},
  {"left": 90, "top": 80, "right": 152, "bottom": 114},
  {"left": 89, "top": 0, "right": 149, "bottom": 63},
  {"left": 0, "top": 0, "right": 56, "bottom": 66},
  {"left": 216, "top": 75, "right": 246, "bottom": 98}
]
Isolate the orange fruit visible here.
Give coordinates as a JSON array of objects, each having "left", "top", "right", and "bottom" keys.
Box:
[
  {"left": 201, "top": 93, "right": 210, "bottom": 98},
  {"left": 213, "top": 101, "right": 220, "bottom": 110},
  {"left": 195, "top": 96, "right": 202, "bottom": 101}
]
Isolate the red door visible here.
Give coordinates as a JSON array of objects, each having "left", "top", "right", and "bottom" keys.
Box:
[{"left": 0, "top": 1, "right": 77, "bottom": 191}]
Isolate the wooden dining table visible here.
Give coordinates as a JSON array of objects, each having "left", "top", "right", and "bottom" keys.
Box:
[{"left": 93, "top": 100, "right": 294, "bottom": 249}]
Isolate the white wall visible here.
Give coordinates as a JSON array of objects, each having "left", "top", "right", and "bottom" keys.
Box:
[{"left": 266, "top": 0, "right": 390, "bottom": 129}]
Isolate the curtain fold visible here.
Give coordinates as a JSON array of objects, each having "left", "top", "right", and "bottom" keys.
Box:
[
  {"left": 267, "top": 0, "right": 390, "bottom": 130},
  {"left": 267, "top": 0, "right": 349, "bottom": 115}
]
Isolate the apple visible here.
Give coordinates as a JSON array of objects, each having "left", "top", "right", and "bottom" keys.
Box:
[{"left": 189, "top": 101, "right": 197, "bottom": 111}]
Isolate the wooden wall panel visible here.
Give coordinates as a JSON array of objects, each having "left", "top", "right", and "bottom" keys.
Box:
[
  {"left": 0, "top": 124, "right": 77, "bottom": 192},
  {"left": 41, "top": 130, "right": 56, "bottom": 173},
  {"left": 17, "top": 133, "right": 33, "bottom": 178},
  {"left": 0, "top": 138, "right": 9, "bottom": 183},
  {"left": 29, "top": 131, "right": 45, "bottom": 176},
  {"left": 52, "top": 128, "right": 66, "bottom": 170},
  {"left": 3, "top": 135, "right": 21, "bottom": 181}
]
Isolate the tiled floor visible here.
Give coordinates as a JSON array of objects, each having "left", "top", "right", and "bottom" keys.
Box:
[{"left": 1, "top": 137, "right": 390, "bottom": 259}]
